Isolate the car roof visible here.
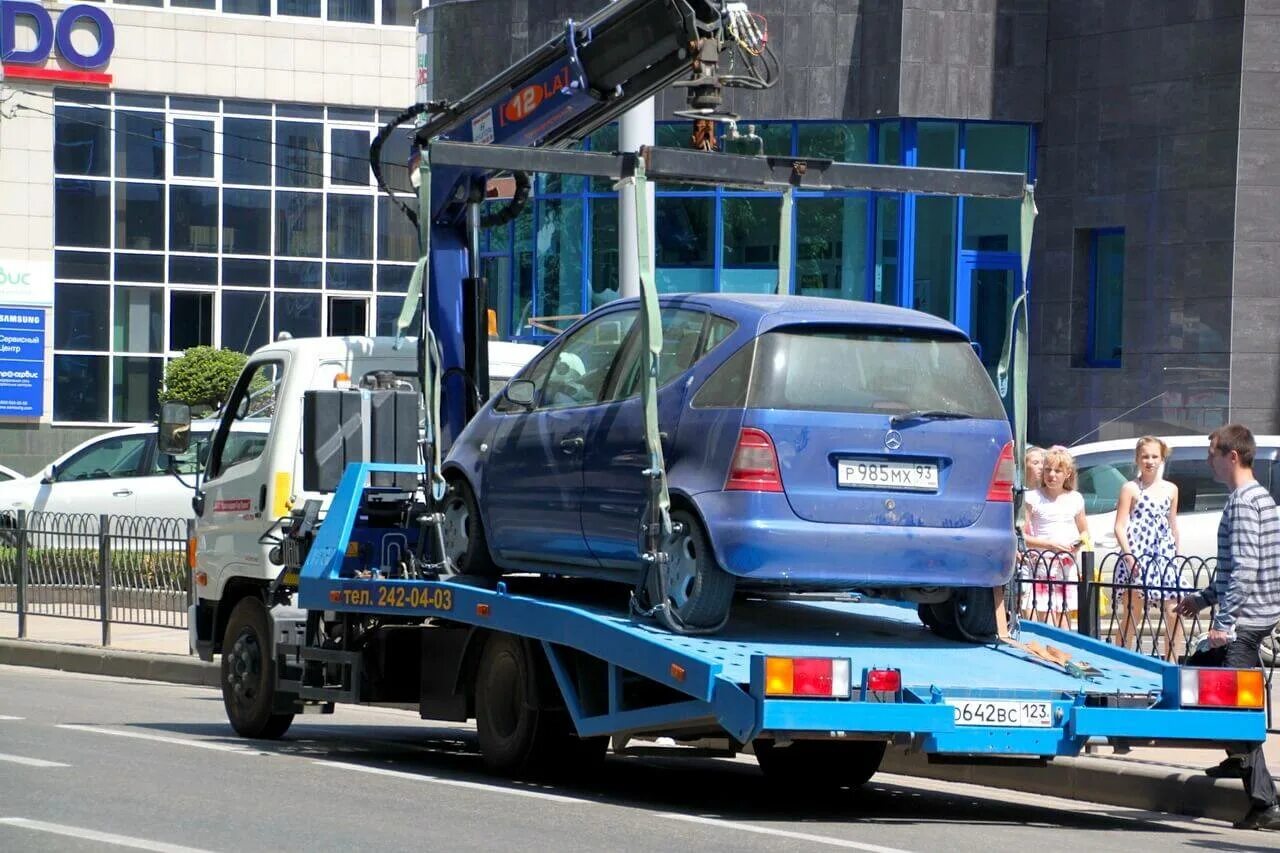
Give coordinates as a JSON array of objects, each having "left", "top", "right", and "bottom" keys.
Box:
[
  {"left": 1068, "top": 434, "right": 1280, "bottom": 459},
  {"left": 594, "top": 294, "right": 967, "bottom": 337}
]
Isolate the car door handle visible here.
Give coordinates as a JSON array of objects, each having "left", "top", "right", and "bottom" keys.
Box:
[
  {"left": 560, "top": 437, "right": 585, "bottom": 454},
  {"left": 112, "top": 490, "right": 132, "bottom": 497}
]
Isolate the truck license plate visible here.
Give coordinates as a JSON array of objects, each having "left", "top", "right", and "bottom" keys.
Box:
[
  {"left": 837, "top": 459, "right": 938, "bottom": 491},
  {"left": 949, "top": 700, "right": 1052, "bottom": 727}
]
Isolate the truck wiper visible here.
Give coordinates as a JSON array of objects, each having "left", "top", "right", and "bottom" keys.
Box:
[{"left": 889, "top": 410, "right": 975, "bottom": 426}]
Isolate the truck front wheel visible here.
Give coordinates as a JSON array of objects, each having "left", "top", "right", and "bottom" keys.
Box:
[
  {"left": 222, "top": 597, "right": 294, "bottom": 739},
  {"left": 754, "top": 739, "right": 886, "bottom": 791},
  {"left": 474, "top": 633, "right": 605, "bottom": 776}
]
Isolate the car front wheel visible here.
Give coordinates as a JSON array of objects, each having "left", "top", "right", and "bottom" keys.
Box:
[{"left": 649, "top": 509, "right": 735, "bottom": 631}]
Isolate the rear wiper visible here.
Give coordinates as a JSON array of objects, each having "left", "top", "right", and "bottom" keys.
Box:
[{"left": 889, "top": 410, "right": 975, "bottom": 426}]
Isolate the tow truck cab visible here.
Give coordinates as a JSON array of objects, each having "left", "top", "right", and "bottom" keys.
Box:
[{"left": 185, "top": 335, "right": 539, "bottom": 660}]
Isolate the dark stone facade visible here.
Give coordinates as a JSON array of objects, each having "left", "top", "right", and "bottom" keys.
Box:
[{"left": 425, "top": 0, "right": 1280, "bottom": 443}]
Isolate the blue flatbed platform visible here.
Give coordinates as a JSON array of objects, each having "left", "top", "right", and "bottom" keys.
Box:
[{"left": 296, "top": 464, "right": 1266, "bottom": 758}]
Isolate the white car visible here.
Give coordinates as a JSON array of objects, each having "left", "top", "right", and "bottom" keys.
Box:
[
  {"left": 1070, "top": 434, "right": 1280, "bottom": 562},
  {"left": 0, "top": 463, "right": 20, "bottom": 482},
  {"left": 0, "top": 421, "right": 267, "bottom": 522}
]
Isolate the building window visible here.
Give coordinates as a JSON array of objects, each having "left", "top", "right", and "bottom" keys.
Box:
[
  {"left": 1088, "top": 229, "right": 1125, "bottom": 367},
  {"left": 51, "top": 92, "right": 417, "bottom": 424}
]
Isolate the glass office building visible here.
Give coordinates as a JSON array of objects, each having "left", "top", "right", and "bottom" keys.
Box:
[{"left": 4, "top": 0, "right": 1279, "bottom": 470}]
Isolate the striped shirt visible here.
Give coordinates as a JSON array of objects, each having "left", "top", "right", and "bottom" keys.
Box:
[{"left": 1202, "top": 481, "right": 1280, "bottom": 631}]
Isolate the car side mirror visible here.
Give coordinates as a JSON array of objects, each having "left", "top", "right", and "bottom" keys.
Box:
[
  {"left": 158, "top": 402, "right": 193, "bottom": 454},
  {"left": 41, "top": 465, "right": 55, "bottom": 485},
  {"left": 504, "top": 379, "right": 536, "bottom": 408}
]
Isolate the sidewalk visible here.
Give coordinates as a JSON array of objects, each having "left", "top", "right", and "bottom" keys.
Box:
[{"left": 2, "top": 610, "right": 1277, "bottom": 822}]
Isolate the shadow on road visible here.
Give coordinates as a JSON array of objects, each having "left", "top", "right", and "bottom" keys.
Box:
[{"left": 120, "top": 718, "right": 1212, "bottom": 836}]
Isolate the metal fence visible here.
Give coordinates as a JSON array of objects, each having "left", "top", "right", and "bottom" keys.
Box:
[
  {"left": 0, "top": 510, "right": 193, "bottom": 644},
  {"left": 1014, "top": 548, "right": 1279, "bottom": 730}
]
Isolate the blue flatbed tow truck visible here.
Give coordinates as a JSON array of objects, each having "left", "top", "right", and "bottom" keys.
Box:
[
  {"left": 247, "top": 462, "right": 1265, "bottom": 784},
  {"left": 166, "top": 0, "right": 1267, "bottom": 790}
]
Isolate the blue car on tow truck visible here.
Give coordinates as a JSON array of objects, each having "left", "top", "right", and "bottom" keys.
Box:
[{"left": 442, "top": 294, "right": 1016, "bottom": 634}]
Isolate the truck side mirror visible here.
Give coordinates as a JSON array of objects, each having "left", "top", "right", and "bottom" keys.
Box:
[
  {"left": 504, "top": 379, "right": 536, "bottom": 408},
  {"left": 158, "top": 402, "right": 193, "bottom": 454}
]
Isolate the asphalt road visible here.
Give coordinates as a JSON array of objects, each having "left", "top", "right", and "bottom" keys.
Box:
[{"left": 0, "top": 665, "right": 1273, "bottom": 853}]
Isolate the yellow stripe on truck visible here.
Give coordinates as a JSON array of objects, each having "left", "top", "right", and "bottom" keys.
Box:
[{"left": 272, "top": 472, "right": 293, "bottom": 519}]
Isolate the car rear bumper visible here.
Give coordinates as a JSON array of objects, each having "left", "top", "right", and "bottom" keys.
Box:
[{"left": 694, "top": 491, "right": 1015, "bottom": 589}]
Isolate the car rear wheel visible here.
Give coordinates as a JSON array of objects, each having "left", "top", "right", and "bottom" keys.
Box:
[
  {"left": 921, "top": 587, "right": 999, "bottom": 642},
  {"left": 440, "top": 479, "right": 499, "bottom": 578},
  {"left": 650, "top": 510, "right": 735, "bottom": 631}
]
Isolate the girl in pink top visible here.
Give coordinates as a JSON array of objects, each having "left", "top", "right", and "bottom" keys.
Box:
[{"left": 1022, "top": 448, "right": 1088, "bottom": 628}]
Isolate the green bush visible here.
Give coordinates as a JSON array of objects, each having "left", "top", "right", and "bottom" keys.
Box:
[{"left": 159, "top": 347, "right": 247, "bottom": 416}]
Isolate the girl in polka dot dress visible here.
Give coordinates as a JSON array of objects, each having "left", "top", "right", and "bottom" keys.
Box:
[{"left": 1113, "top": 436, "right": 1183, "bottom": 660}]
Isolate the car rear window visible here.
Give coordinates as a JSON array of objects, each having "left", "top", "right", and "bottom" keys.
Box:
[{"left": 709, "top": 327, "right": 1006, "bottom": 418}]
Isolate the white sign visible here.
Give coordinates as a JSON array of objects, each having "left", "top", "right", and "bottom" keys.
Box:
[{"left": 0, "top": 260, "right": 53, "bottom": 306}]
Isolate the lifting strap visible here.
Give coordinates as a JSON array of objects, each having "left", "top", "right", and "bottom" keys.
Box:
[
  {"left": 777, "top": 185, "right": 794, "bottom": 295},
  {"left": 633, "top": 157, "right": 671, "bottom": 535},
  {"left": 994, "top": 184, "right": 1037, "bottom": 642}
]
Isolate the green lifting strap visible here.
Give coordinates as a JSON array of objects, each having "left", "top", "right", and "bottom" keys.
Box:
[
  {"left": 633, "top": 158, "right": 671, "bottom": 533},
  {"left": 396, "top": 148, "right": 431, "bottom": 345},
  {"left": 996, "top": 184, "right": 1037, "bottom": 537},
  {"left": 777, "top": 185, "right": 794, "bottom": 295}
]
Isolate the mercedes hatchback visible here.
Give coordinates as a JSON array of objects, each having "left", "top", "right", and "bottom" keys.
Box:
[{"left": 442, "top": 294, "right": 1016, "bottom": 633}]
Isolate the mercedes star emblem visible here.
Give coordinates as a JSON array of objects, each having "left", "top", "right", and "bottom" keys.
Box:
[{"left": 884, "top": 430, "right": 902, "bottom": 451}]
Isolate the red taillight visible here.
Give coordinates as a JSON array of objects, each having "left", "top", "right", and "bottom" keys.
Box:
[
  {"left": 1181, "top": 668, "right": 1266, "bottom": 709},
  {"left": 865, "top": 668, "right": 901, "bottom": 693},
  {"left": 793, "top": 658, "right": 835, "bottom": 696},
  {"left": 725, "top": 427, "right": 783, "bottom": 493},
  {"left": 986, "top": 441, "right": 1015, "bottom": 502}
]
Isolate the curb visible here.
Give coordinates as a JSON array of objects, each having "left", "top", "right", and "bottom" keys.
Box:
[
  {"left": 0, "top": 639, "right": 219, "bottom": 689},
  {"left": 0, "top": 638, "right": 1262, "bottom": 823},
  {"left": 880, "top": 750, "right": 1252, "bottom": 824}
]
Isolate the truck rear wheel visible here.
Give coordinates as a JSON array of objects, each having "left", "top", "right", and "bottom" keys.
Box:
[
  {"left": 222, "top": 597, "right": 294, "bottom": 739},
  {"left": 474, "top": 633, "right": 605, "bottom": 776},
  {"left": 754, "top": 739, "right": 886, "bottom": 791},
  {"left": 441, "top": 479, "right": 499, "bottom": 578}
]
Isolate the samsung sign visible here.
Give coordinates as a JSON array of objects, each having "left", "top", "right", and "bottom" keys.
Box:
[{"left": 0, "top": 2, "right": 114, "bottom": 85}]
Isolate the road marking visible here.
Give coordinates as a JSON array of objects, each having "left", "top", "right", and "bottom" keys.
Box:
[
  {"left": 314, "top": 760, "right": 584, "bottom": 803},
  {"left": 657, "top": 812, "right": 914, "bottom": 852},
  {"left": 0, "top": 715, "right": 23, "bottom": 721},
  {"left": 0, "top": 818, "right": 214, "bottom": 852},
  {"left": 0, "top": 753, "right": 69, "bottom": 768},
  {"left": 56, "top": 725, "right": 273, "bottom": 755}
]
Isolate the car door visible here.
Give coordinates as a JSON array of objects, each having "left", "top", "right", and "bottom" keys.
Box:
[
  {"left": 197, "top": 359, "right": 284, "bottom": 591},
  {"left": 581, "top": 308, "right": 718, "bottom": 567},
  {"left": 136, "top": 429, "right": 213, "bottom": 519},
  {"left": 485, "top": 309, "right": 637, "bottom": 567},
  {"left": 35, "top": 432, "right": 146, "bottom": 518}
]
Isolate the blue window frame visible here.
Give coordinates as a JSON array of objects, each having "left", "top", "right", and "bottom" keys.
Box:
[
  {"left": 480, "top": 118, "right": 1035, "bottom": 343},
  {"left": 1087, "top": 228, "right": 1125, "bottom": 367}
]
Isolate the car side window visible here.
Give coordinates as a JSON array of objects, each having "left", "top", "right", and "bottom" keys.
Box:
[
  {"left": 610, "top": 308, "right": 714, "bottom": 401},
  {"left": 1165, "top": 457, "right": 1230, "bottom": 514},
  {"left": 55, "top": 435, "right": 150, "bottom": 482},
  {"left": 691, "top": 340, "right": 754, "bottom": 409},
  {"left": 538, "top": 311, "right": 637, "bottom": 410},
  {"left": 1073, "top": 452, "right": 1134, "bottom": 514},
  {"left": 207, "top": 361, "right": 281, "bottom": 478},
  {"left": 152, "top": 431, "right": 211, "bottom": 476}
]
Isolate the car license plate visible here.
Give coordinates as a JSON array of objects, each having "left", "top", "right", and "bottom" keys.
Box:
[
  {"left": 837, "top": 459, "right": 938, "bottom": 491},
  {"left": 949, "top": 700, "right": 1052, "bottom": 728}
]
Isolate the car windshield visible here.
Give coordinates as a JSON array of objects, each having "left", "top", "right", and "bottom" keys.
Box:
[{"left": 746, "top": 327, "right": 1007, "bottom": 419}]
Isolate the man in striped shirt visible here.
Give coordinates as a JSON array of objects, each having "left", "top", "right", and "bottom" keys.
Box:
[{"left": 1179, "top": 424, "right": 1280, "bottom": 831}]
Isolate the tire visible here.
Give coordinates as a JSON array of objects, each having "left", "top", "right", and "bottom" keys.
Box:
[
  {"left": 474, "top": 633, "right": 606, "bottom": 776},
  {"left": 651, "top": 510, "right": 735, "bottom": 631},
  {"left": 922, "top": 587, "right": 998, "bottom": 643},
  {"left": 440, "top": 478, "right": 499, "bottom": 578},
  {"left": 754, "top": 739, "right": 886, "bottom": 791},
  {"left": 221, "top": 597, "right": 294, "bottom": 739}
]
